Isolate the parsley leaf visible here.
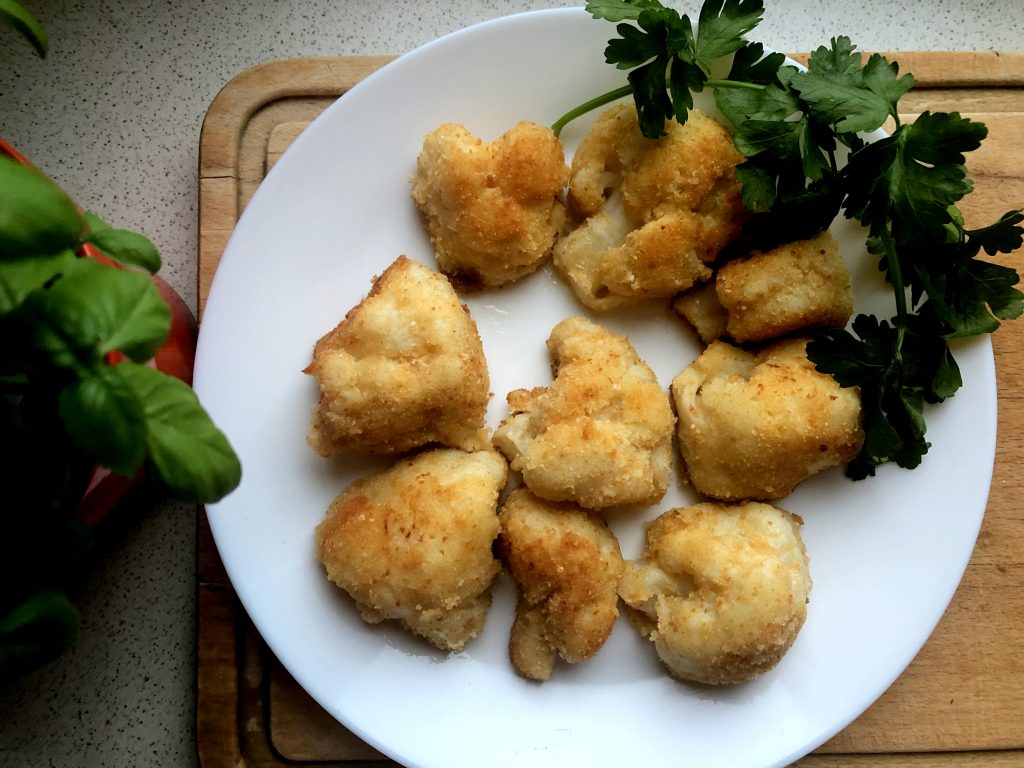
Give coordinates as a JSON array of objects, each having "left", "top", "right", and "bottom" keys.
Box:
[
  {"left": 715, "top": 49, "right": 843, "bottom": 247},
  {"left": 844, "top": 112, "right": 987, "bottom": 245},
  {"left": 967, "top": 210, "right": 1024, "bottom": 255},
  {"left": 909, "top": 230, "right": 1024, "bottom": 337},
  {"left": 585, "top": 0, "right": 663, "bottom": 22},
  {"left": 725, "top": 41, "right": 786, "bottom": 85},
  {"left": 694, "top": 0, "right": 764, "bottom": 67},
  {"left": 808, "top": 314, "right": 962, "bottom": 477},
  {"left": 788, "top": 38, "right": 915, "bottom": 135}
]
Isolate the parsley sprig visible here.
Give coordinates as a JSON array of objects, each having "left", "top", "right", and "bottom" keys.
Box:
[
  {"left": 553, "top": 0, "right": 1024, "bottom": 478},
  {"left": 552, "top": 0, "right": 765, "bottom": 138}
]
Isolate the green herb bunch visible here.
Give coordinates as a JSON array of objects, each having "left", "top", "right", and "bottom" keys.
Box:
[
  {"left": 0, "top": 155, "right": 242, "bottom": 676},
  {"left": 554, "top": 0, "right": 1023, "bottom": 479}
]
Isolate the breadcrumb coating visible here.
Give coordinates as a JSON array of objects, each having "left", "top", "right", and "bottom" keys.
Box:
[
  {"left": 412, "top": 121, "right": 569, "bottom": 288},
  {"left": 619, "top": 502, "right": 811, "bottom": 685},
  {"left": 314, "top": 448, "right": 509, "bottom": 651},
  {"left": 553, "top": 104, "right": 746, "bottom": 311},
  {"left": 497, "top": 487, "right": 624, "bottom": 681},
  {"left": 671, "top": 338, "right": 864, "bottom": 501},
  {"left": 305, "top": 256, "right": 489, "bottom": 455},
  {"left": 493, "top": 316, "right": 676, "bottom": 509},
  {"left": 716, "top": 231, "right": 853, "bottom": 342}
]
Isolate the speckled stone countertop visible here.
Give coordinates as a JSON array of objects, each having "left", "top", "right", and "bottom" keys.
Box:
[{"left": 1, "top": 1, "right": 1021, "bottom": 766}]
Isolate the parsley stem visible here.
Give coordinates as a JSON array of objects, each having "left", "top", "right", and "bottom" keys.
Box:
[
  {"left": 879, "top": 226, "right": 908, "bottom": 360},
  {"left": 551, "top": 84, "right": 634, "bottom": 138},
  {"left": 703, "top": 78, "right": 765, "bottom": 91}
]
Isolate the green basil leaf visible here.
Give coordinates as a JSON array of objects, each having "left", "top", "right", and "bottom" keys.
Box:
[
  {"left": 58, "top": 365, "right": 147, "bottom": 476},
  {"left": 0, "top": 0, "right": 47, "bottom": 57},
  {"left": 0, "top": 591, "right": 80, "bottom": 678},
  {"left": 0, "top": 156, "right": 82, "bottom": 259},
  {"left": 0, "top": 249, "right": 76, "bottom": 316},
  {"left": 87, "top": 228, "right": 161, "bottom": 273},
  {"left": 117, "top": 362, "right": 241, "bottom": 502},
  {"left": 83, "top": 210, "right": 111, "bottom": 236},
  {"left": 16, "top": 258, "right": 170, "bottom": 369}
]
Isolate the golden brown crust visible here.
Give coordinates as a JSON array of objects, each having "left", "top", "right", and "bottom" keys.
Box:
[
  {"left": 497, "top": 487, "right": 625, "bottom": 681},
  {"left": 671, "top": 338, "right": 864, "bottom": 500},
  {"left": 314, "top": 448, "right": 509, "bottom": 651},
  {"left": 492, "top": 316, "right": 676, "bottom": 509},
  {"left": 716, "top": 231, "right": 853, "bottom": 342},
  {"left": 305, "top": 256, "right": 490, "bottom": 456},
  {"left": 411, "top": 122, "right": 568, "bottom": 288},
  {"left": 553, "top": 105, "right": 746, "bottom": 311},
  {"left": 618, "top": 502, "right": 811, "bottom": 685}
]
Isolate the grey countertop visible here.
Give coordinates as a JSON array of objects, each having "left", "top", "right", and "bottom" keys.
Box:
[{"left": 1, "top": 1, "right": 1022, "bottom": 766}]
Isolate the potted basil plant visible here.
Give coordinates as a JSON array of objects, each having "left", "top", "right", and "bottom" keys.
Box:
[{"left": 1, "top": 4, "right": 242, "bottom": 677}]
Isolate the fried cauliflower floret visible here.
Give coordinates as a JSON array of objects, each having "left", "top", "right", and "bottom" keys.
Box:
[
  {"left": 619, "top": 502, "right": 811, "bottom": 685},
  {"left": 411, "top": 121, "right": 568, "bottom": 288},
  {"left": 493, "top": 316, "right": 675, "bottom": 509},
  {"left": 671, "top": 338, "right": 863, "bottom": 501},
  {"left": 553, "top": 104, "right": 746, "bottom": 311},
  {"left": 304, "top": 256, "right": 489, "bottom": 455},
  {"left": 496, "top": 487, "right": 625, "bottom": 681},
  {"left": 314, "top": 448, "right": 508, "bottom": 651},
  {"left": 715, "top": 231, "right": 853, "bottom": 342},
  {"left": 671, "top": 280, "right": 728, "bottom": 344}
]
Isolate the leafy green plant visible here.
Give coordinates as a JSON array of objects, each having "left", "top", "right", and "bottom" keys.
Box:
[
  {"left": 3, "top": 0, "right": 241, "bottom": 678},
  {"left": 0, "top": 0, "right": 47, "bottom": 56},
  {"left": 1, "top": 149, "right": 241, "bottom": 676},
  {"left": 553, "top": 0, "right": 1023, "bottom": 478}
]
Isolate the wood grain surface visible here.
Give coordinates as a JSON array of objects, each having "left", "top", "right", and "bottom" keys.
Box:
[{"left": 196, "top": 53, "right": 1024, "bottom": 768}]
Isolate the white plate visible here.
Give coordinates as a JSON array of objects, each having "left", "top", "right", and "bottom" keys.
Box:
[{"left": 194, "top": 9, "right": 996, "bottom": 768}]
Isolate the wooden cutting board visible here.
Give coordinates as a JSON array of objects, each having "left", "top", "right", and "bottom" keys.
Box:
[{"left": 196, "top": 53, "right": 1024, "bottom": 768}]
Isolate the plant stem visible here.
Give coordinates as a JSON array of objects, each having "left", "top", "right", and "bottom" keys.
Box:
[
  {"left": 879, "top": 225, "right": 908, "bottom": 365},
  {"left": 551, "top": 84, "right": 634, "bottom": 137},
  {"left": 551, "top": 77, "right": 766, "bottom": 138},
  {"left": 703, "top": 78, "right": 764, "bottom": 91}
]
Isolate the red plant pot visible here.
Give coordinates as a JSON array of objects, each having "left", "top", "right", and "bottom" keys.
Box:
[{"left": 1, "top": 139, "right": 198, "bottom": 527}]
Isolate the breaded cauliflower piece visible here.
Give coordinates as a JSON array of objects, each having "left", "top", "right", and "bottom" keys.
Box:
[
  {"left": 671, "top": 280, "right": 728, "bottom": 344},
  {"left": 619, "top": 502, "right": 811, "bottom": 685},
  {"left": 411, "top": 121, "right": 568, "bottom": 288},
  {"left": 304, "top": 256, "right": 489, "bottom": 456},
  {"left": 314, "top": 448, "right": 509, "bottom": 651},
  {"left": 553, "top": 104, "right": 746, "bottom": 311},
  {"left": 715, "top": 231, "right": 853, "bottom": 342},
  {"left": 492, "top": 316, "right": 675, "bottom": 509},
  {"left": 497, "top": 487, "right": 625, "bottom": 681},
  {"left": 671, "top": 338, "right": 863, "bottom": 501}
]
